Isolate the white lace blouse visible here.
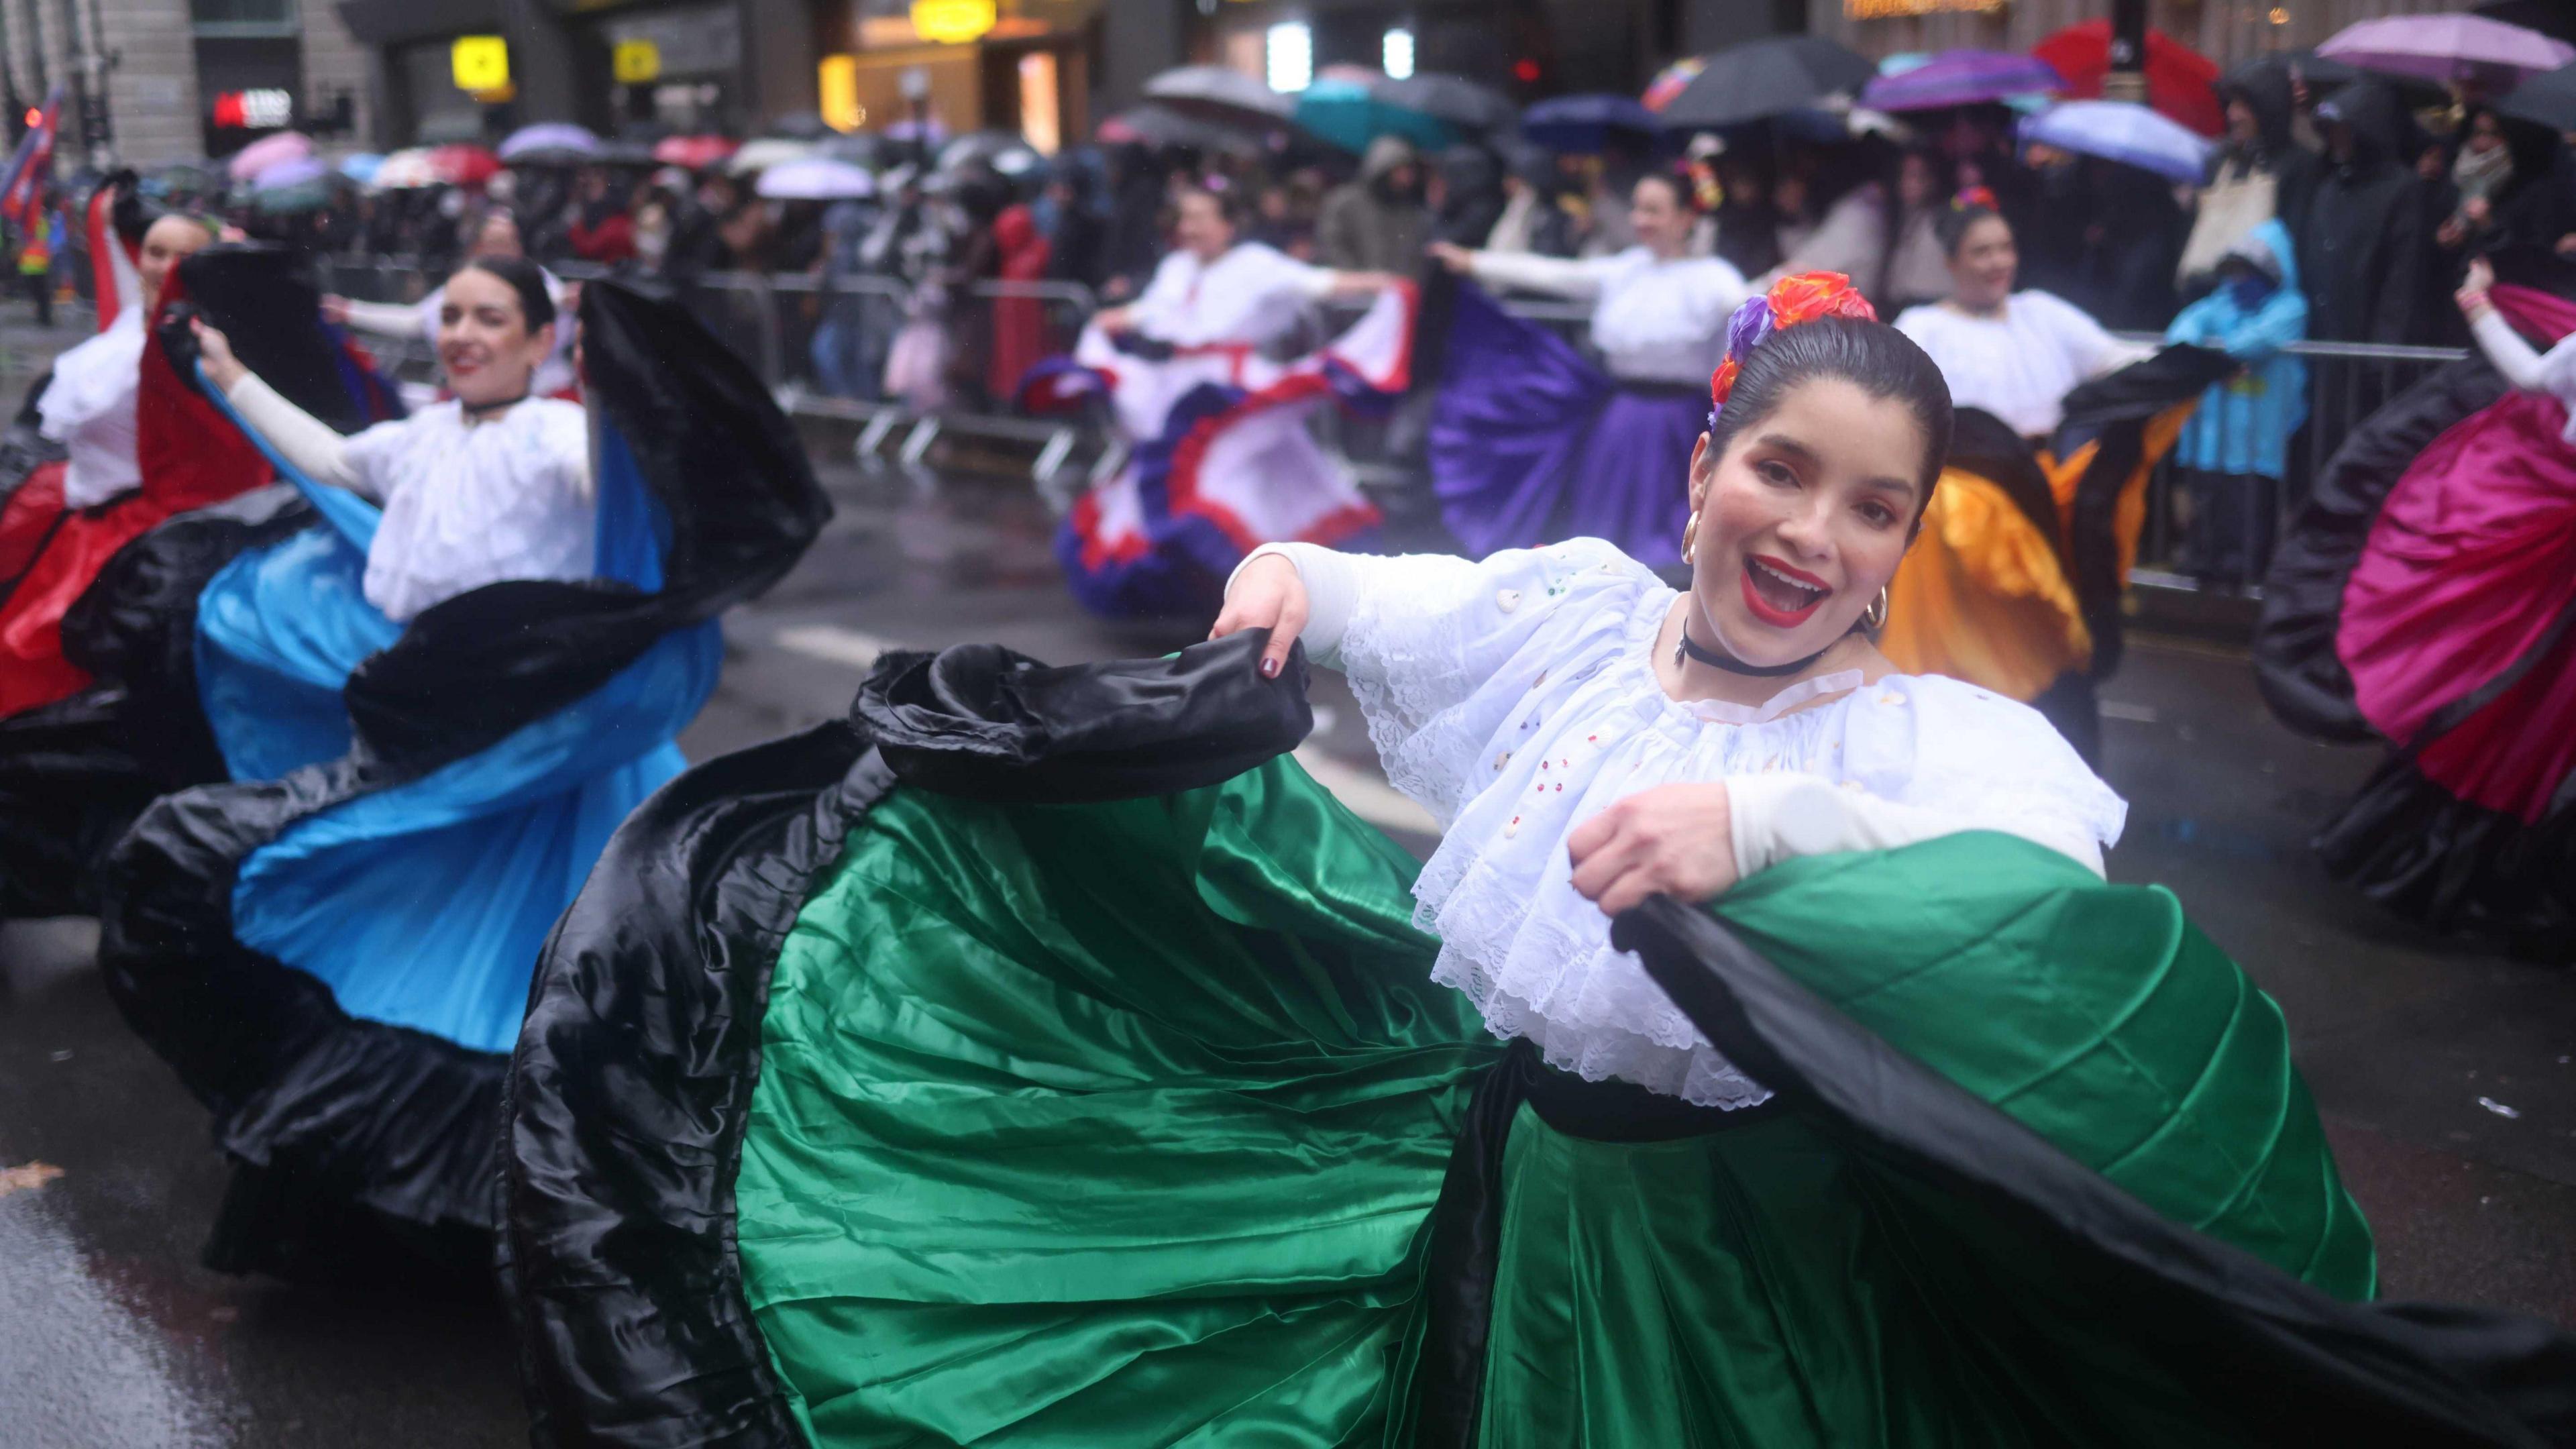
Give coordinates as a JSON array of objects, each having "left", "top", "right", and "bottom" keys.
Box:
[
  {"left": 1248, "top": 537, "right": 2127, "bottom": 1108},
  {"left": 1127, "top": 242, "right": 1335, "bottom": 350},
  {"left": 37, "top": 309, "right": 147, "bottom": 508},
  {"left": 1894, "top": 290, "right": 2143, "bottom": 438},
  {"left": 1467, "top": 246, "right": 1750, "bottom": 385}
]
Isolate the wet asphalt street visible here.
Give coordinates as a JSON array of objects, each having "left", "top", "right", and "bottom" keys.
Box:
[{"left": 3, "top": 324, "right": 2573, "bottom": 1447}]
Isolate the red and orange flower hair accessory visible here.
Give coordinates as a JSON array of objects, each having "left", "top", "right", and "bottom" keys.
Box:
[{"left": 1707, "top": 270, "right": 1879, "bottom": 415}]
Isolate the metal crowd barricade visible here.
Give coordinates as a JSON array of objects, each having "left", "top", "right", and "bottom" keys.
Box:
[
  {"left": 296, "top": 252, "right": 2482, "bottom": 600},
  {"left": 2117, "top": 335, "right": 2469, "bottom": 597}
]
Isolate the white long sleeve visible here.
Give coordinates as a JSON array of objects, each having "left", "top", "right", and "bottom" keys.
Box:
[
  {"left": 338, "top": 297, "right": 427, "bottom": 339},
  {"left": 225, "top": 371, "right": 363, "bottom": 494},
  {"left": 1725, "top": 770, "right": 2106, "bottom": 880},
  {"left": 2471, "top": 308, "right": 2552, "bottom": 392},
  {"left": 1229, "top": 541, "right": 1367, "bottom": 666},
  {"left": 1466, "top": 250, "right": 1612, "bottom": 299}
]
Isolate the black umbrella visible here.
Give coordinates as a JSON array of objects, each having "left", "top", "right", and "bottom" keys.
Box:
[
  {"left": 1142, "top": 64, "right": 1296, "bottom": 125},
  {"left": 1654, "top": 36, "right": 1875, "bottom": 129},
  {"left": 2221, "top": 49, "right": 2361, "bottom": 95},
  {"left": 1098, "top": 103, "right": 1260, "bottom": 157},
  {"left": 1379, "top": 72, "right": 1519, "bottom": 134},
  {"left": 2475, "top": 0, "right": 2576, "bottom": 46},
  {"left": 765, "top": 112, "right": 835, "bottom": 142},
  {"left": 2498, "top": 62, "right": 2576, "bottom": 132}
]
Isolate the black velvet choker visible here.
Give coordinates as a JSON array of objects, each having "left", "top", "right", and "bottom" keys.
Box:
[
  {"left": 461, "top": 390, "right": 532, "bottom": 419},
  {"left": 1673, "top": 626, "right": 1827, "bottom": 678}
]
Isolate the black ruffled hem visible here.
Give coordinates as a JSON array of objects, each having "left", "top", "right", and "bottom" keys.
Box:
[
  {"left": 2312, "top": 754, "right": 2576, "bottom": 958},
  {"left": 1615, "top": 898, "right": 2576, "bottom": 1445}
]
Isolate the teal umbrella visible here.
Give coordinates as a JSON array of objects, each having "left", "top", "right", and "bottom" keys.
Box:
[{"left": 1293, "top": 77, "right": 1455, "bottom": 154}]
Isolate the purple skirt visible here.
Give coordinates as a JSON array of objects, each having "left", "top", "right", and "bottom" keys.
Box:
[{"left": 1427, "top": 282, "right": 1701, "bottom": 568}]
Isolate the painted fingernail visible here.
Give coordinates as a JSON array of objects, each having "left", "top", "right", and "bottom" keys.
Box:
[{"left": 1260, "top": 657, "right": 1281, "bottom": 678}]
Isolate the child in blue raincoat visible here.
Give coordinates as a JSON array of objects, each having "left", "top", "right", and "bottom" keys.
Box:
[{"left": 2163, "top": 217, "right": 2307, "bottom": 585}]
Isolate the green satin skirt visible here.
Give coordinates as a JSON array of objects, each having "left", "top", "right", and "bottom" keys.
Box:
[{"left": 731, "top": 757, "right": 2373, "bottom": 1446}]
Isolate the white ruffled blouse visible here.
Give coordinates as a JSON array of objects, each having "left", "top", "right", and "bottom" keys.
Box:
[
  {"left": 1468, "top": 246, "right": 1750, "bottom": 385},
  {"left": 343, "top": 399, "right": 594, "bottom": 623},
  {"left": 36, "top": 309, "right": 147, "bottom": 508},
  {"left": 1311, "top": 538, "right": 2127, "bottom": 1108},
  {"left": 1894, "top": 290, "right": 2139, "bottom": 438}
]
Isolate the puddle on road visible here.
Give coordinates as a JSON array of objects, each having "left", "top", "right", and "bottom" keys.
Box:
[{"left": 0, "top": 1193, "right": 244, "bottom": 1446}]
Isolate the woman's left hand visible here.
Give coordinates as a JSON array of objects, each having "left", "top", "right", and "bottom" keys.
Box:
[{"left": 1567, "top": 783, "right": 1739, "bottom": 917}]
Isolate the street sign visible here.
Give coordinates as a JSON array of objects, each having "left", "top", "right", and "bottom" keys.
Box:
[
  {"left": 613, "top": 39, "right": 661, "bottom": 85},
  {"left": 910, "top": 0, "right": 996, "bottom": 45},
  {"left": 451, "top": 36, "right": 510, "bottom": 93}
]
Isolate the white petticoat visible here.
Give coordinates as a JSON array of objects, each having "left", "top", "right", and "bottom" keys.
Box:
[{"left": 1337, "top": 538, "right": 2127, "bottom": 1107}]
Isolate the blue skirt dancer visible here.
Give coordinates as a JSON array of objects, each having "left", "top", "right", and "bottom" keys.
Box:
[{"left": 99, "top": 278, "right": 828, "bottom": 1279}]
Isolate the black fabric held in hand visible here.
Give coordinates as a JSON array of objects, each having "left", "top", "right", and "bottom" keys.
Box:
[{"left": 1613, "top": 897, "right": 2576, "bottom": 1448}]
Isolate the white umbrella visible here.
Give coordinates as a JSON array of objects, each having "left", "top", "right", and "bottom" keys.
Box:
[
  {"left": 727, "top": 138, "right": 816, "bottom": 176},
  {"left": 754, "top": 156, "right": 876, "bottom": 201},
  {"left": 371, "top": 148, "right": 442, "bottom": 189},
  {"left": 2020, "top": 100, "right": 2212, "bottom": 185}
]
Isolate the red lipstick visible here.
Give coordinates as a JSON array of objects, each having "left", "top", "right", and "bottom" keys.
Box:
[{"left": 1738, "top": 553, "right": 1831, "bottom": 629}]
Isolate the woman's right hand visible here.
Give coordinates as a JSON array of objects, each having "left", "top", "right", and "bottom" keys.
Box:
[
  {"left": 319, "top": 293, "right": 352, "bottom": 325},
  {"left": 1208, "top": 553, "right": 1308, "bottom": 679},
  {"left": 190, "top": 317, "right": 248, "bottom": 391},
  {"left": 1426, "top": 241, "right": 1475, "bottom": 275},
  {"left": 2457, "top": 257, "right": 2496, "bottom": 320},
  {"left": 1093, "top": 304, "right": 1134, "bottom": 336}
]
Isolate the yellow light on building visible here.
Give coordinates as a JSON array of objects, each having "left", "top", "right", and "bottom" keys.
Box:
[
  {"left": 910, "top": 0, "right": 998, "bottom": 44},
  {"left": 2268, "top": 7, "right": 2291, "bottom": 25},
  {"left": 451, "top": 35, "right": 509, "bottom": 93},
  {"left": 820, "top": 55, "right": 865, "bottom": 132},
  {"left": 613, "top": 40, "right": 661, "bottom": 85}
]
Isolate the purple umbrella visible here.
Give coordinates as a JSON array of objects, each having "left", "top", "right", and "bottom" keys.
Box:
[
  {"left": 2318, "top": 13, "right": 2573, "bottom": 86},
  {"left": 250, "top": 155, "right": 329, "bottom": 191},
  {"left": 498, "top": 122, "right": 600, "bottom": 161},
  {"left": 1862, "top": 50, "right": 2063, "bottom": 112}
]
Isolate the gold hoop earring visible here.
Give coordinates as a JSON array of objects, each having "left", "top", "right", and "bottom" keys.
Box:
[
  {"left": 1864, "top": 586, "right": 1890, "bottom": 632},
  {"left": 1680, "top": 509, "right": 1701, "bottom": 564}
]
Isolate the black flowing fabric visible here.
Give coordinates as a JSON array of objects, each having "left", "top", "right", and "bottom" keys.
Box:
[
  {"left": 1616, "top": 900, "right": 2576, "bottom": 1446},
  {"left": 0, "top": 247, "right": 383, "bottom": 920},
  {"left": 2253, "top": 253, "right": 2576, "bottom": 946},
  {"left": 503, "top": 634, "right": 2576, "bottom": 1448},
  {"left": 99, "top": 280, "right": 828, "bottom": 1279},
  {"left": 2053, "top": 341, "right": 2239, "bottom": 680}
]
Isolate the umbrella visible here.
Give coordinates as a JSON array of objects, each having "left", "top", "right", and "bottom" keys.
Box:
[
  {"left": 1862, "top": 49, "right": 2062, "bottom": 111},
  {"left": 1641, "top": 56, "right": 1704, "bottom": 113},
  {"left": 727, "top": 138, "right": 814, "bottom": 175},
  {"left": 1098, "top": 104, "right": 1262, "bottom": 157},
  {"left": 252, "top": 156, "right": 328, "bottom": 191},
  {"left": 2498, "top": 63, "right": 2576, "bottom": 132},
  {"left": 2317, "top": 13, "right": 2575, "bottom": 87},
  {"left": 653, "top": 134, "right": 738, "bottom": 170},
  {"left": 818, "top": 132, "right": 889, "bottom": 168},
  {"left": 1142, "top": 64, "right": 1296, "bottom": 125},
  {"left": 498, "top": 122, "right": 598, "bottom": 160},
  {"left": 428, "top": 144, "right": 500, "bottom": 186},
  {"left": 226, "top": 129, "right": 312, "bottom": 181},
  {"left": 372, "top": 148, "right": 440, "bottom": 189},
  {"left": 252, "top": 180, "right": 332, "bottom": 215},
  {"left": 337, "top": 152, "right": 384, "bottom": 184},
  {"left": 2033, "top": 22, "right": 2224, "bottom": 136},
  {"left": 938, "top": 130, "right": 1035, "bottom": 174},
  {"left": 594, "top": 140, "right": 659, "bottom": 166},
  {"left": 1652, "top": 36, "right": 1876, "bottom": 129},
  {"left": 2220, "top": 49, "right": 2362, "bottom": 95},
  {"left": 1294, "top": 77, "right": 1455, "bottom": 153},
  {"left": 508, "top": 146, "right": 603, "bottom": 169},
  {"left": 1522, "top": 93, "right": 1664, "bottom": 153},
  {"left": 2021, "top": 100, "right": 2212, "bottom": 184},
  {"left": 2475, "top": 0, "right": 2576, "bottom": 46},
  {"left": 1379, "top": 73, "right": 1518, "bottom": 134},
  {"left": 754, "top": 156, "right": 875, "bottom": 201},
  {"left": 765, "top": 112, "right": 836, "bottom": 141}
]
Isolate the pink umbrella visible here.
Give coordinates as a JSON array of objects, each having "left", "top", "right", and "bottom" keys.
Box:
[
  {"left": 226, "top": 129, "right": 312, "bottom": 182},
  {"left": 2318, "top": 13, "right": 2574, "bottom": 86}
]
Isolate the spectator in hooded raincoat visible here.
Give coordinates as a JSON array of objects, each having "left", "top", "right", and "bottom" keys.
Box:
[
  {"left": 1428, "top": 145, "right": 1505, "bottom": 248},
  {"left": 2165, "top": 218, "right": 2307, "bottom": 587},
  {"left": 2178, "top": 68, "right": 2320, "bottom": 301},
  {"left": 1316, "top": 136, "right": 1428, "bottom": 272},
  {"left": 2298, "top": 79, "right": 2431, "bottom": 349}
]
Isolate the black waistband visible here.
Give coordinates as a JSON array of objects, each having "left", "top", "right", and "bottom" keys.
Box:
[{"left": 1409, "top": 1039, "right": 1787, "bottom": 1447}]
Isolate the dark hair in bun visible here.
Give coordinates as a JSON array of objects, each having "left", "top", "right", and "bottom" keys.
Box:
[
  {"left": 1933, "top": 186, "right": 2005, "bottom": 258},
  {"left": 456, "top": 255, "right": 556, "bottom": 333}
]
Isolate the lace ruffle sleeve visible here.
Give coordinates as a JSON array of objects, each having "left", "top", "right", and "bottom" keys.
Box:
[{"left": 1337, "top": 538, "right": 1660, "bottom": 826}]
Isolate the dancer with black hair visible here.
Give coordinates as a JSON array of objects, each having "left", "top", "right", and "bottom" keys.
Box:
[
  {"left": 0, "top": 201, "right": 229, "bottom": 717},
  {"left": 98, "top": 269, "right": 826, "bottom": 1279},
  {"left": 1034, "top": 180, "right": 1411, "bottom": 616},
  {"left": 505, "top": 273, "right": 2571, "bottom": 1448},
  {"left": 1425, "top": 170, "right": 1750, "bottom": 567},
  {"left": 1882, "top": 192, "right": 2230, "bottom": 757}
]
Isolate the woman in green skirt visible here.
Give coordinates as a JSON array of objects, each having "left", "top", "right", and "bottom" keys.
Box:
[{"left": 501, "top": 275, "right": 2574, "bottom": 1447}]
